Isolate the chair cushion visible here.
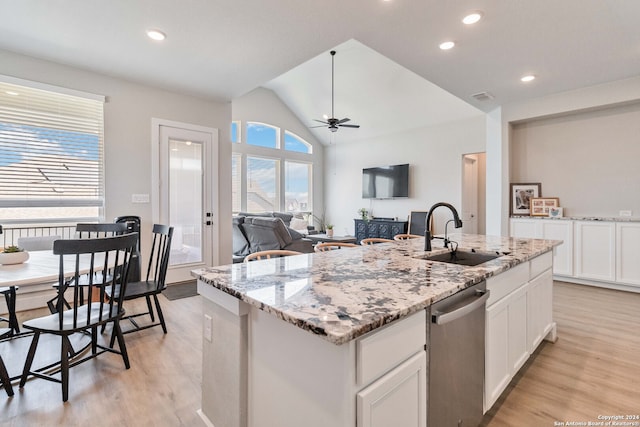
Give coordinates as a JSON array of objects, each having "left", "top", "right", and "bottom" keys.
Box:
[
  {"left": 23, "top": 303, "right": 122, "bottom": 332},
  {"left": 232, "top": 216, "right": 250, "bottom": 256}
]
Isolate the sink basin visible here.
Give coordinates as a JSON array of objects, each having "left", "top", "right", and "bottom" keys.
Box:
[{"left": 423, "top": 250, "right": 501, "bottom": 266}]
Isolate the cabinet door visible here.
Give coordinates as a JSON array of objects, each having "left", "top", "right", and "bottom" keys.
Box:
[
  {"left": 510, "top": 219, "right": 540, "bottom": 238},
  {"left": 485, "top": 297, "right": 510, "bottom": 412},
  {"left": 508, "top": 284, "right": 529, "bottom": 375},
  {"left": 540, "top": 220, "right": 573, "bottom": 276},
  {"left": 527, "top": 269, "right": 553, "bottom": 352},
  {"left": 574, "top": 221, "right": 615, "bottom": 282},
  {"left": 357, "top": 351, "right": 426, "bottom": 427},
  {"left": 355, "top": 220, "right": 367, "bottom": 242},
  {"left": 616, "top": 222, "right": 640, "bottom": 286}
]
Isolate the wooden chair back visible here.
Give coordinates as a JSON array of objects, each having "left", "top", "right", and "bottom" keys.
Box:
[
  {"left": 314, "top": 242, "right": 358, "bottom": 252},
  {"left": 244, "top": 249, "right": 302, "bottom": 262},
  {"left": 360, "top": 238, "right": 395, "bottom": 245},
  {"left": 393, "top": 234, "right": 422, "bottom": 241},
  {"left": 142, "top": 224, "right": 174, "bottom": 291},
  {"left": 76, "top": 222, "right": 128, "bottom": 239}
]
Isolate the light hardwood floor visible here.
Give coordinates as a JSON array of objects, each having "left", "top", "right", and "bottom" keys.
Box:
[{"left": 2, "top": 282, "right": 639, "bottom": 426}]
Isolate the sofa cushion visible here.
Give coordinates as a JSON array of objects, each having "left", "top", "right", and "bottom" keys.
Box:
[
  {"left": 242, "top": 217, "right": 293, "bottom": 252},
  {"left": 232, "top": 216, "right": 250, "bottom": 256}
]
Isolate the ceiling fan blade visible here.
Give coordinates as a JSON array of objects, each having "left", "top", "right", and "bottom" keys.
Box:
[
  {"left": 337, "top": 118, "right": 351, "bottom": 124},
  {"left": 309, "top": 125, "right": 328, "bottom": 128},
  {"left": 339, "top": 124, "right": 360, "bottom": 128},
  {"left": 313, "top": 119, "right": 329, "bottom": 124}
]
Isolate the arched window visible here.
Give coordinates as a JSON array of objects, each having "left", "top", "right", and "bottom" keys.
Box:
[
  {"left": 284, "top": 130, "right": 312, "bottom": 154},
  {"left": 246, "top": 122, "right": 278, "bottom": 149}
]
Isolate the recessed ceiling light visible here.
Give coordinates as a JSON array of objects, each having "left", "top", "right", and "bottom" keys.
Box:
[
  {"left": 462, "top": 11, "right": 484, "bottom": 25},
  {"left": 521, "top": 75, "right": 536, "bottom": 82},
  {"left": 322, "top": 114, "right": 329, "bottom": 120},
  {"left": 146, "top": 29, "right": 166, "bottom": 41},
  {"left": 439, "top": 41, "right": 455, "bottom": 50},
  {"left": 185, "top": 141, "right": 192, "bottom": 145},
  {"left": 5, "top": 91, "right": 19, "bottom": 96}
]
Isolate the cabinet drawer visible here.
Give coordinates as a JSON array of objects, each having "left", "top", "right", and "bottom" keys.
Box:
[
  {"left": 530, "top": 251, "right": 552, "bottom": 279},
  {"left": 356, "top": 310, "right": 426, "bottom": 386},
  {"left": 486, "top": 262, "right": 529, "bottom": 307}
]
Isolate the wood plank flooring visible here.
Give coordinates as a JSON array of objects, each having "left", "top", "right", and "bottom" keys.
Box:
[{"left": 1, "top": 281, "right": 639, "bottom": 426}]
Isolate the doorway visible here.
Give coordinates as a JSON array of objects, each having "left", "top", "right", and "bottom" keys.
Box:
[
  {"left": 152, "top": 119, "right": 219, "bottom": 283},
  {"left": 461, "top": 153, "right": 486, "bottom": 235}
]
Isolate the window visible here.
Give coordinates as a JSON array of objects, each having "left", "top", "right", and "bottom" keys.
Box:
[
  {"left": 231, "top": 120, "right": 240, "bottom": 143},
  {"left": 0, "top": 77, "right": 105, "bottom": 223},
  {"left": 246, "top": 156, "right": 279, "bottom": 212},
  {"left": 232, "top": 121, "right": 314, "bottom": 214},
  {"left": 285, "top": 161, "right": 311, "bottom": 212},
  {"left": 284, "top": 130, "right": 312, "bottom": 154},
  {"left": 232, "top": 153, "right": 242, "bottom": 213},
  {"left": 246, "top": 122, "right": 278, "bottom": 149}
]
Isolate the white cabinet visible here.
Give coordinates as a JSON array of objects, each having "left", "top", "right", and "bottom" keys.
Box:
[
  {"left": 527, "top": 269, "right": 554, "bottom": 351},
  {"left": 616, "top": 222, "right": 640, "bottom": 287},
  {"left": 510, "top": 218, "right": 573, "bottom": 277},
  {"left": 485, "top": 253, "right": 555, "bottom": 413},
  {"left": 539, "top": 221, "right": 573, "bottom": 276},
  {"left": 574, "top": 221, "right": 616, "bottom": 282},
  {"left": 356, "top": 352, "right": 427, "bottom": 427}
]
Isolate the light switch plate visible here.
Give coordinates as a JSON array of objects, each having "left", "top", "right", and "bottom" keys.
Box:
[
  {"left": 131, "top": 193, "right": 150, "bottom": 203},
  {"left": 204, "top": 314, "right": 212, "bottom": 342},
  {"left": 619, "top": 210, "right": 632, "bottom": 217}
]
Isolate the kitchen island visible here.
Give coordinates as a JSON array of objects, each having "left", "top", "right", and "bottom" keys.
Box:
[{"left": 192, "top": 233, "right": 560, "bottom": 427}]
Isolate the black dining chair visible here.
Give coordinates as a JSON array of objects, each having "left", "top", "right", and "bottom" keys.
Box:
[
  {"left": 106, "top": 224, "right": 173, "bottom": 335},
  {"left": 0, "top": 287, "right": 19, "bottom": 336},
  {"left": 0, "top": 327, "right": 14, "bottom": 397},
  {"left": 46, "top": 223, "right": 129, "bottom": 313},
  {"left": 19, "top": 233, "right": 137, "bottom": 402}
]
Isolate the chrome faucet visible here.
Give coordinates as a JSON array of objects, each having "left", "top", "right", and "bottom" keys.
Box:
[{"left": 424, "top": 202, "right": 463, "bottom": 251}]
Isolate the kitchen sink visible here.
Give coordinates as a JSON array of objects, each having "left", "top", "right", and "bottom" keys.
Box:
[{"left": 421, "top": 249, "right": 501, "bottom": 266}]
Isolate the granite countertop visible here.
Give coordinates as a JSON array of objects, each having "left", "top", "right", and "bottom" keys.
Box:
[
  {"left": 511, "top": 215, "right": 640, "bottom": 222},
  {"left": 192, "top": 233, "right": 561, "bottom": 345}
]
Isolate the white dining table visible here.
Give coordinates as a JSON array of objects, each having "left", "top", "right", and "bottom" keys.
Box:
[{"left": 0, "top": 250, "right": 110, "bottom": 288}]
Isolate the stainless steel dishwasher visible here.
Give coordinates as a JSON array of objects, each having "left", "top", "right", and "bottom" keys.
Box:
[{"left": 428, "top": 281, "right": 490, "bottom": 427}]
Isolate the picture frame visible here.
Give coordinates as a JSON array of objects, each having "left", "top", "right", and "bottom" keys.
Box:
[
  {"left": 548, "top": 207, "right": 564, "bottom": 218},
  {"left": 510, "top": 183, "right": 542, "bottom": 216},
  {"left": 530, "top": 197, "right": 560, "bottom": 217}
]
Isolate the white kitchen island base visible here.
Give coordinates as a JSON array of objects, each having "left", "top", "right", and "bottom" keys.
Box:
[{"left": 198, "top": 280, "right": 427, "bottom": 427}]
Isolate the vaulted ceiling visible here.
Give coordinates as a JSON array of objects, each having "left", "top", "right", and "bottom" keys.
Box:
[{"left": 1, "top": 0, "right": 639, "bottom": 144}]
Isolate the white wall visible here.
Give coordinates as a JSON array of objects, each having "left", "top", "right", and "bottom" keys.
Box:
[
  {"left": 0, "top": 49, "right": 233, "bottom": 265},
  {"left": 500, "top": 76, "right": 640, "bottom": 222},
  {"left": 511, "top": 102, "right": 640, "bottom": 217},
  {"left": 231, "top": 87, "right": 324, "bottom": 217},
  {"left": 324, "top": 116, "right": 486, "bottom": 236}
]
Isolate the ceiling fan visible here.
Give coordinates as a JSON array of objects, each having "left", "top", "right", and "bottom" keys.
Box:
[{"left": 311, "top": 50, "right": 360, "bottom": 133}]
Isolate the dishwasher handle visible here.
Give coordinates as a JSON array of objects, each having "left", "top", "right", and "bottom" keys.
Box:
[{"left": 432, "top": 289, "right": 490, "bottom": 325}]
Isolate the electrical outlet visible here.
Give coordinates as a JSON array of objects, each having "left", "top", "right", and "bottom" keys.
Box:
[
  {"left": 619, "top": 210, "right": 632, "bottom": 217},
  {"left": 204, "top": 314, "right": 212, "bottom": 342}
]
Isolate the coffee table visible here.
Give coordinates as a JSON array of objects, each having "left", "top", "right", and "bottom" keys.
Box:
[{"left": 305, "top": 234, "right": 357, "bottom": 244}]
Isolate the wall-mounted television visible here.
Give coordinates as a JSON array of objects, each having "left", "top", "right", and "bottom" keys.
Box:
[{"left": 362, "top": 163, "right": 409, "bottom": 199}]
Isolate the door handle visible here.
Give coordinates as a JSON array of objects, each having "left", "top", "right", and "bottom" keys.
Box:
[{"left": 432, "top": 289, "right": 490, "bottom": 325}]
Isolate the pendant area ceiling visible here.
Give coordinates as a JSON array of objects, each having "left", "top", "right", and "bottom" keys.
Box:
[{"left": 0, "top": 0, "right": 639, "bottom": 121}]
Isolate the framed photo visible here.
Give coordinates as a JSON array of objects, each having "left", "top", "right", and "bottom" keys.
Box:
[
  {"left": 548, "top": 207, "right": 564, "bottom": 218},
  {"left": 530, "top": 197, "right": 560, "bottom": 217},
  {"left": 510, "top": 183, "right": 542, "bottom": 216}
]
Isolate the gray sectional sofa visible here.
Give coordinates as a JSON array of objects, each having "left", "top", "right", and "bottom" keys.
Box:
[{"left": 233, "top": 212, "right": 315, "bottom": 262}]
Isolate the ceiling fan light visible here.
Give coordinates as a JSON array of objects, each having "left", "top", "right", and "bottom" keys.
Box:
[{"left": 329, "top": 127, "right": 338, "bottom": 133}]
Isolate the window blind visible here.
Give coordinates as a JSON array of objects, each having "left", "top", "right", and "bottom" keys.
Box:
[{"left": 0, "top": 80, "right": 104, "bottom": 209}]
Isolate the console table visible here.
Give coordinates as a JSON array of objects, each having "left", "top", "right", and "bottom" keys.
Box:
[{"left": 354, "top": 219, "right": 408, "bottom": 243}]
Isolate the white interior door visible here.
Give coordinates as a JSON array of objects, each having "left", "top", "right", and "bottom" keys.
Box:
[
  {"left": 153, "top": 119, "right": 218, "bottom": 284},
  {"left": 462, "top": 154, "right": 478, "bottom": 234}
]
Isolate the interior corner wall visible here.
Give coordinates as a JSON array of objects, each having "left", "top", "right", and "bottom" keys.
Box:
[
  {"left": 0, "top": 49, "right": 233, "bottom": 265},
  {"left": 231, "top": 87, "right": 325, "bottom": 217},
  {"left": 324, "top": 116, "right": 486, "bottom": 236},
  {"left": 511, "top": 101, "right": 640, "bottom": 217}
]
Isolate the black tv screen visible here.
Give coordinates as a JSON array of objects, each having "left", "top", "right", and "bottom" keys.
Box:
[{"left": 362, "top": 163, "right": 409, "bottom": 199}]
